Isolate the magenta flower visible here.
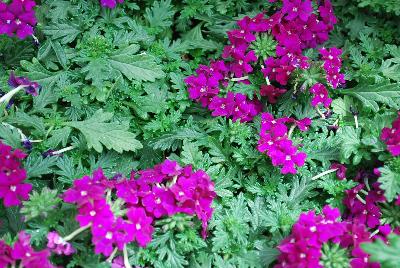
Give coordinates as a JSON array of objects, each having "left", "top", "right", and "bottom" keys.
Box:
[
  {"left": 142, "top": 186, "right": 176, "bottom": 218},
  {"left": 76, "top": 199, "right": 114, "bottom": 227},
  {"left": 282, "top": 0, "right": 313, "bottom": 22},
  {"left": 126, "top": 207, "right": 154, "bottom": 247},
  {"left": 8, "top": 71, "right": 41, "bottom": 96},
  {"left": 310, "top": 83, "right": 332, "bottom": 108},
  {"left": 258, "top": 113, "right": 308, "bottom": 174},
  {"left": 0, "top": 0, "right": 37, "bottom": 39},
  {"left": 320, "top": 47, "right": 345, "bottom": 88},
  {"left": 47, "top": 231, "right": 75, "bottom": 255},
  {"left": 260, "top": 85, "right": 287, "bottom": 104},
  {"left": 330, "top": 163, "right": 347, "bottom": 180},
  {"left": 381, "top": 112, "right": 400, "bottom": 156},
  {"left": 275, "top": 205, "right": 346, "bottom": 268},
  {"left": 11, "top": 231, "right": 55, "bottom": 268},
  {"left": 0, "top": 142, "right": 32, "bottom": 207},
  {"left": 100, "top": 0, "right": 124, "bottom": 8}
]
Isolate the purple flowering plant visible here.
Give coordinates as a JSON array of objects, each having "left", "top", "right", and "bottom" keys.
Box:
[{"left": 0, "top": 0, "right": 400, "bottom": 267}]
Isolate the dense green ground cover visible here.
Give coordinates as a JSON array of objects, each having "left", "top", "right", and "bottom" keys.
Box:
[{"left": 0, "top": 0, "right": 400, "bottom": 267}]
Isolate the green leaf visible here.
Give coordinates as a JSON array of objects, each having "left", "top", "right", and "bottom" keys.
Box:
[
  {"left": 145, "top": 0, "right": 175, "bottom": 29},
  {"left": 64, "top": 109, "right": 142, "bottom": 153},
  {"left": 21, "top": 188, "right": 61, "bottom": 221},
  {"left": 50, "top": 40, "right": 68, "bottom": 68},
  {"left": 341, "top": 82, "right": 400, "bottom": 112},
  {"left": 42, "top": 23, "right": 82, "bottom": 44},
  {"left": 362, "top": 234, "right": 400, "bottom": 268},
  {"left": 378, "top": 165, "right": 400, "bottom": 202},
  {"left": 0, "top": 124, "right": 22, "bottom": 149},
  {"left": 108, "top": 45, "right": 164, "bottom": 82}
]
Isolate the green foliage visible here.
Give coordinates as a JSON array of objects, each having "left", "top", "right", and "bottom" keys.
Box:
[
  {"left": 362, "top": 234, "right": 400, "bottom": 268},
  {"left": 64, "top": 109, "right": 142, "bottom": 153},
  {"left": 21, "top": 188, "right": 61, "bottom": 221}
]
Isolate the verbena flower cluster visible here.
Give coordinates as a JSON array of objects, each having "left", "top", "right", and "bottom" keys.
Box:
[
  {"left": 0, "top": 0, "right": 37, "bottom": 39},
  {"left": 275, "top": 205, "right": 391, "bottom": 268},
  {"left": 62, "top": 159, "right": 215, "bottom": 257},
  {"left": 184, "top": 0, "right": 345, "bottom": 174},
  {"left": 276, "top": 168, "right": 400, "bottom": 268},
  {"left": 185, "top": 0, "right": 343, "bottom": 123},
  {"left": 320, "top": 47, "right": 345, "bottom": 89},
  {"left": 381, "top": 112, "right": 400, "bottom": 156},
  {"left": 0, "top": 231, "right": 55, "bottom": 268},
  {"left": 0, "top": 142, "right": 31, "bottom": 207},
  {"left": 257, "top": 113, "right": 310, "bottom": 174}
]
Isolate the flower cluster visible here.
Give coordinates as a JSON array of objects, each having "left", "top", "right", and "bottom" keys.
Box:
[
  {"left": 0, "top": 0, "right": 37, "bottom": 39},
  {"left": 185, "top": 0, "right": 340, "bottom": 124},
  {"left": 62, "top": 160, "right": 215, "bottom": 257},
  {"left": 320, "top": 47, "right": 345, "bottom": 88},
  {"left": 381, "top": 112, "right": 400, "bottom": 156},
  {"left": 343, "top": 183, "right": 385, "bottom": 229},
  {"left": 310, "top": 83, "right": 332, "bottom": 108},
  {"left": 0, "top": 142, "right": 32, "bottom": 207},
  {"left": 99, "top": 0, "right": 124, "bottom": 8},
  {"left": 47, "top": 232, "right": 75, "bottom": 256},
  {"left": 276, "top": 206, "right": 347, "bottom": 268},
  {"left": 0, "top": 231, "right": 55, "bottom": 268},
  {"left": 275, "top": 204, "right": 390, "bottom": 268},
  {"left": 257, "top": 113, "right": 309, "bottom": 174}
]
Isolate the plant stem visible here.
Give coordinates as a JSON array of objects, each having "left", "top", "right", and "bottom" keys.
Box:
[
  {"left": 311, "top": 168, "right": 338, "bottom": 181},
  {"left": 63, "top": 224, "right": 91, "bottom": 242},
  {"left": 287, "top": 124, "right": 296, "bottom": 139},
  {"left": 0, "top": 85, "right": 27, "bottom": 104},
  {"left": 106, "top": 247, "right": 118, "bottom": 263},
  {"left": 231, "top": 76, "right": 249, "bottom": 82},
  {"left": 356, "top": 194, "right": 366, "bottom": 205},
  {"left": 52, "top": 145, "right": 75, "bottom": 156},
  {"left": 123, "top": 244, "right": 132, "bottom": 268},
  {"left": 354, "top": 115, "right": 359, "bottom": 129},
  {"left": 316, "top": 107, "right": 326, "bottom": 119}
]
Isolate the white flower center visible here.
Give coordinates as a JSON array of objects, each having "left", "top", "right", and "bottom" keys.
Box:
[
  {"left": 90, "top": 210, "right": 96, "bottom": 216},
  {"left": 81, "top": 191, "right": 87, "bottom": 196},
  {"left": 310, "top": 226, "right": 317, "bottom": 232},
  {"left": 10, "top": 186, "right": 17, "bottom": 192},
  {"left": 155, "top": 198, "right": 161, "bottom": 204},
  {"left": 285, "top": 156, "right": 291, "bottom": 161},
  {"left": 178, "top": 191, "right": 184, "bottom": 196},
  {"left": 106, "top": 232, "right": 113, "bottom": 239},
  {"left": 136, "top": 223, "right": 141, "bottom": 230}
]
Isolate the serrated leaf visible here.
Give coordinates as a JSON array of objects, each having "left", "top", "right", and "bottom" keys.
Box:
[
  {"left": 362, "top": 234, "right": 400, "bottom": 268},
  {"left": 64, "top": 109, "right": 142, "bottom": 153},
  {"left": 42, "top": 23, "right": 82, "bottom": 44},
  {"left": 378, "top": 165, "right": 400, "bottom": 202},
  {"left": 341, "top": 82, "right": 400, "bottom": 112},
  {"left": 109, "top": 47, "right": 164, "bottom": 82}
]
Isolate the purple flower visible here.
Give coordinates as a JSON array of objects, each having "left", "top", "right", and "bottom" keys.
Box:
[
  {"left": 76, "top": 199, "right": 114, "bottom": 227},
  {"left": 126, "top": 207, "right": 154, "bottom": 247},
  {"left": 142, "top": 187, "right": 176, "bottom": 218},
  {"left": 310, "top": 83, "right": 332, "bottom": 108},
  {"left": 47, "top": 231, "right": 75, "bottom": 255},
  {"left": 282, "top": 0, "right": 313, "bottom": 22},
  {"left": 260, "top": 85, "right": 287, "bottom": 104},
  {"left": 381, "top": 112, "right": 400, "bottom": 156},
  {"left": 11, "top": 231, "right": 55, "bottom": 268},
  {"left": 100, "top": 0, "right": 124, "bottom": 8},
  {"left": 0, "top": 0, "right": 37, "bottom": 39},
  {"left": 330, "top": 163, "right": 347, "bottom": 180},
  {"left": 320, "top": 47, "right": 345, "bottom": 88},
  {"left": 0, "top": 142, "right": 31, "bottom": 207},
  {"left": 8, "top": 71, "right": 41, "bottom": 96}
]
